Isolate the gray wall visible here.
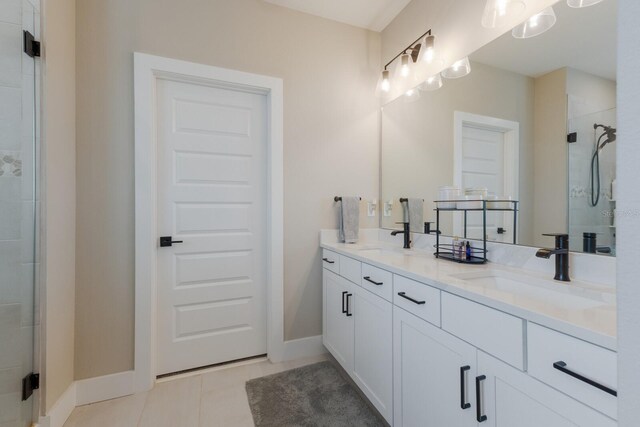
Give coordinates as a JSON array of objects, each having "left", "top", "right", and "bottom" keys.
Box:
[
  {"left": 74, "top": 0, "right": 381, "bottom": 379},
  {"left": 617, "top": 0, "right": 640, "bottom": 424}
]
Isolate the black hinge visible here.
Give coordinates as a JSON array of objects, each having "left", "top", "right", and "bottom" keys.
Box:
[
  {"left": 22, "top": 373, "right": 39, "bottom": 401},
  {"left": 23, "top": 30, "right": 41, "bottom": 58},
  {"left": 567, "top": 132, "right": 577, "bottom": 143}
]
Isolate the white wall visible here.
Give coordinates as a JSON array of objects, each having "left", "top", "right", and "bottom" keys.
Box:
[
  {"left": 42, "top": 0, "right": 76, "bottom": 413},
  {"left": 74, "top": 0, "right": 380, "bottom": 379},
  {"left": 616, "top": 0, "right": 640, "bottom": 424}
]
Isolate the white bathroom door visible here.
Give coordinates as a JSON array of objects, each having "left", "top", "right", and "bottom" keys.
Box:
[
  {"left": 454, "top": 113, "right": 519, "bottom": 244},
  {"left": 155, "top": 78, "right": 268, "bottom": 375}
]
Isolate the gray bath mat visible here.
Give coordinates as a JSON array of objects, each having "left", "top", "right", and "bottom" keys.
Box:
[{"left": 245, "top": 361, "right": 385, "bottom": 427}]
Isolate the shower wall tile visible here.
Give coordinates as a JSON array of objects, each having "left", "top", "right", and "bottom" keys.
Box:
[
  {"left": 0, "top": 88, "right": 22, "bottom": 150},
  {"left": 0, "top": 201, "right": 20, "bottom": 240},
  {"left": 0, "top": 366, "right": 21, "bottom": 426},
  {"left": 0, "top": 22, "right": 21, "bottom": 87},
  {"left": 0, "top": 241, "right": 21, "bottom": 305},
  {"left": 0, "top": 304, "right": 21, "bottom": 368},
  {"left": 20, "top": 264, "right": 34, "bottom": 327}
]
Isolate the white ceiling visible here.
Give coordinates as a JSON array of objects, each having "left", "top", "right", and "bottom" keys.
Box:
[
  {"left": 471, "top": 0, "right": 617, "bottom": 81},
  {"left": 262, "top": 0, "right": 411, "bottom": 32}
]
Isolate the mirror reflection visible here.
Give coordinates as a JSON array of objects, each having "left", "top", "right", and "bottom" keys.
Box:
[{"left": 381, "top": 0, "right": 617, "bottom": 256}]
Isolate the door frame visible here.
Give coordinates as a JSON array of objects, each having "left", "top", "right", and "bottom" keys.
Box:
[
  {"left": 453, "top": 111, "right": 520, "bottom": 241},
  {"left": 133, "top": 53, "right": 284, "bottom": 392}
]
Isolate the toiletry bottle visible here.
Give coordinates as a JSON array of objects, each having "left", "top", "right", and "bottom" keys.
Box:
[{"left": 466, "top": 241, "right": 471, "bottom": 260}]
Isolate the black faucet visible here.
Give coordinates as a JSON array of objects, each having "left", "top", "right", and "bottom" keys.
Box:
[
  {"left": 391, "top": 222, "right": 411, "bottom": 249},
  {"left": 536, "top": 233, "right": 570, "bottom": 282}
]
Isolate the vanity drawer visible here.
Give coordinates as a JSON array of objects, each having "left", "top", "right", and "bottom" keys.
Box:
[
  {"left": 340, "top": 255, "right": 361, "bottom": 285},
  {"left": 322, "top": 249, "right": 340, "bottom": 274},
  {"left": 393, "top": 275, "right": 441, "bottom": 327},
  {"left": 361, "top": 263, "right": 393, "bottom": 301},
  {"left": 441, "top": 292, "right": 524, "bottom": 369},
  {"left": 527, "top": 323, "right": 617, "bottom": 419}
]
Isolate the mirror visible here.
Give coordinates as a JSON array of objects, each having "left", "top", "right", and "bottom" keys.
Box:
[{"left": 381, "top": 0, "right": 617, "bottom": 256}]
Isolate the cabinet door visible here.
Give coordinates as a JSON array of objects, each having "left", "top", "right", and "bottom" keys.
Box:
[
  {"left": 322, "top": 269, "right": 354, "bottom": 372},
  {"left": 394, "top": 306, "right": 478, "bottom": 427},
  {"left": 352, "top": 285, "right": 393, "bottom": 423},
  {"left": 476, "top": 351, "right": 616, "bottom": 427}
]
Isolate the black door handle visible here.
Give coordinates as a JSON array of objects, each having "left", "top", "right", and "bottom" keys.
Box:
[
  {"left": 322, "top": 257, "right": 335, "bottom": 264},
  {"left": 346, "top": 293, "right": 353, "bottom": 317},
  {"left": 553, "top": 361, "right": 617, "bottom": 396},
  {"left": 160, "top": 236, "right": 183, "bottom": 247},
  {"left": 397, "top": 292, "right": 426, "bottom": 305},
  {"left": 363, "top": 276, "right": 383, "bottom": 286},
  {"left": 460, "top": 366, "right": 471, "bottom": 409},
  {"left": 476, "top": 375, "right": 487, "bottom": 422},
  {"left": 341, "top": 291, "right": 348, "bottom": 314}
]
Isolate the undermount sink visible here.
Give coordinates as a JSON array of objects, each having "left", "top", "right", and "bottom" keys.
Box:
[
  {"left": 449, "top": 270, "right": 612, "bottom": 310},
  {"left": 357, "top": 247, "right": 419, "bottom": 257}
]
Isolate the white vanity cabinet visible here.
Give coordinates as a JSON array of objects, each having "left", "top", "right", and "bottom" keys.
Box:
[
  {"left": 321, "top": 248, "right": 617, "bottom": 427},
  {"left": 322, "top": 251, "right": 393, "bottom": 422},
  {"left": 393, "top": 306, "right": 477, "bottom": 427},
  {"left": 476, "top": 351, "right": 616, "bottom": 427}
]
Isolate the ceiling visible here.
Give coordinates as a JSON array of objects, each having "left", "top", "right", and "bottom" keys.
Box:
[
  {"left": 471, "top": 0, "right": 617, "bottom": 81},
  {"left": 262, "top": 0, "right": 411, "bottom": 32}
]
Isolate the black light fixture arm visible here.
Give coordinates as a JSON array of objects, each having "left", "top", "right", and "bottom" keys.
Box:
[{"left": 383, "top": 29, "right": 432, "bottom": 71}]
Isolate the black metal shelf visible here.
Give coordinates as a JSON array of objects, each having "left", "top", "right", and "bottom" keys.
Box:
[{"left": 434, "top": 199, "right": 519, "bottom": 265}]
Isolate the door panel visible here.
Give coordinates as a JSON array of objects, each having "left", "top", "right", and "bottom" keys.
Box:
[
  {"left": 322, "top": 270, "right": 354, "bottom": 372},
  {"left": 394, "top": 307, "right": 477, "bottom": 427},
  {"left": 156, "top": 78, "right": 267, "bottom": 375}
]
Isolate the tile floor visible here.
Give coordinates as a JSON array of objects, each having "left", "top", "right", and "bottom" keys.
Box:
[{"left": 63, "top": 354, "right": 329, "bottom": 427}]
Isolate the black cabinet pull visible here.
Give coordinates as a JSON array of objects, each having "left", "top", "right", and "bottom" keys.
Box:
[
  {"left": 553, "top": 361, "right": 617, "bottom": 397},
  {"left": 397, "top": 292, "right": 426, "bottom": 305},
  {"left": 341, "top": 291, "right": 348, "bottom": 314},
  {"left": 346, "top": 293, "right": 353, "bottom": 317},
  {"left": 160, "top": 236, "right": 183, "bottom": 247},
  {"left": 363, "top": 276, "right": 383, "bottom": 286},
  {"left": 322, "top": 258, "right": 335, "bottom": 264},
  {"left": 460, "top": 366, "right": 471, "bottom": 410},
  {"left": 476, "top": 375, "right": 487, "bottom": 422}
]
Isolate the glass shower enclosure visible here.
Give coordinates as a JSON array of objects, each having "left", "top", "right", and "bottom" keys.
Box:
[{"left": 1, "top": 0, "right": 41, "bottom": 425}]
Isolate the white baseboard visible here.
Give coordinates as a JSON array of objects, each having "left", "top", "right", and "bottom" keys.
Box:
[
  {"left": 281, "top": 335, "right": 327, "bottom": 361},
  {"left": 75, "top": 370, "right": 135, "bottom": 406},
  {"left": 38, "top": 382, "right": 76, "bottom": 427}
]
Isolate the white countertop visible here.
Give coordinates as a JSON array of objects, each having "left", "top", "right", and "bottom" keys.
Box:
[{"left": 321, "top": 239, "right": 617, "bottom": 351}]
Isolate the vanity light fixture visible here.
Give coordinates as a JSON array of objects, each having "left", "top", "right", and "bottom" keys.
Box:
[
  {"left": 512, "top": 6, "right": 557, "bottom": 38},
  {"left": 376, "top": 29, "right": 433, "bottom": 97},
  {"left": 481, "top": 0, "right": 526, "bottom": 28},
  {"left": 567, "top": 0, "right": 604, "bottom": 7},
  {"left": 441, "top": 57, "right": 471, "bottom": 79},
  {"left": 420, "top": 74, "right": 443, "bottom": 91}
]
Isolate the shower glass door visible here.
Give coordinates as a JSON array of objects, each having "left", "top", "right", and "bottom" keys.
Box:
[
  {"left": 1, "top": 0, "right": 40, "bottom": 425},
  {"left": 567, "top": 107, "right": 617, "bottom": 255}
]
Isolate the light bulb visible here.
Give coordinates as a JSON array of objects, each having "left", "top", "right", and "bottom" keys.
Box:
[
  {"left": 418, "top": 35, "right": 435, "bottom": 64},
  {"left": 567, "top": 0, "right": 604, "bottom": 7},
  {"left": 400, "top": 54, "right": 411, "bottom": 78},
  {"left": 441, "top": 57, "right": 471, "bottom": 79},
  {"left": 380, "top": 70, "right": 391, "bottom": 92},
  {"left": 419, "top": 74, "right": 443, "bottom": 91},
  {"left": 482, "top": 0, "right": 526, "bottom": 28},
  {"left": 512, "top": 7, "right": 556, "bottom": 39}
]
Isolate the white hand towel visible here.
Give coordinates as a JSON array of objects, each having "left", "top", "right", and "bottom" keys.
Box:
[
  {"left": 408, "top": 198, "right": 424, "bottom": 233},
  {"left": 339, "top": 197, "right": 360, "bottom": 244}
]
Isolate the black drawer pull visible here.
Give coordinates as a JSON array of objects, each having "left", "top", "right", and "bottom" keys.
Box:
[
  {"left": 363, "top": 276, "right": 383, "bottom": 286},
  {"left": 322, "top": 258, "right": 335, "bottom": 264},
  {"left": 553, "top": 361, "right": 617, "bottom": 397},
  {"left": 341, "top": 291, "right": 348, "bottom": 314},
  {"left": 476, "top": 375, "right": 487, "bottom": 422},
  {"left": 346, "top": 293, "right": 353, "bottom": 317},
  {"left": 460, "top": 366, "right": 471, "bottom": 410},
  {"left": 397, "top": 292, "right": 426, "bottom": 305}
]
